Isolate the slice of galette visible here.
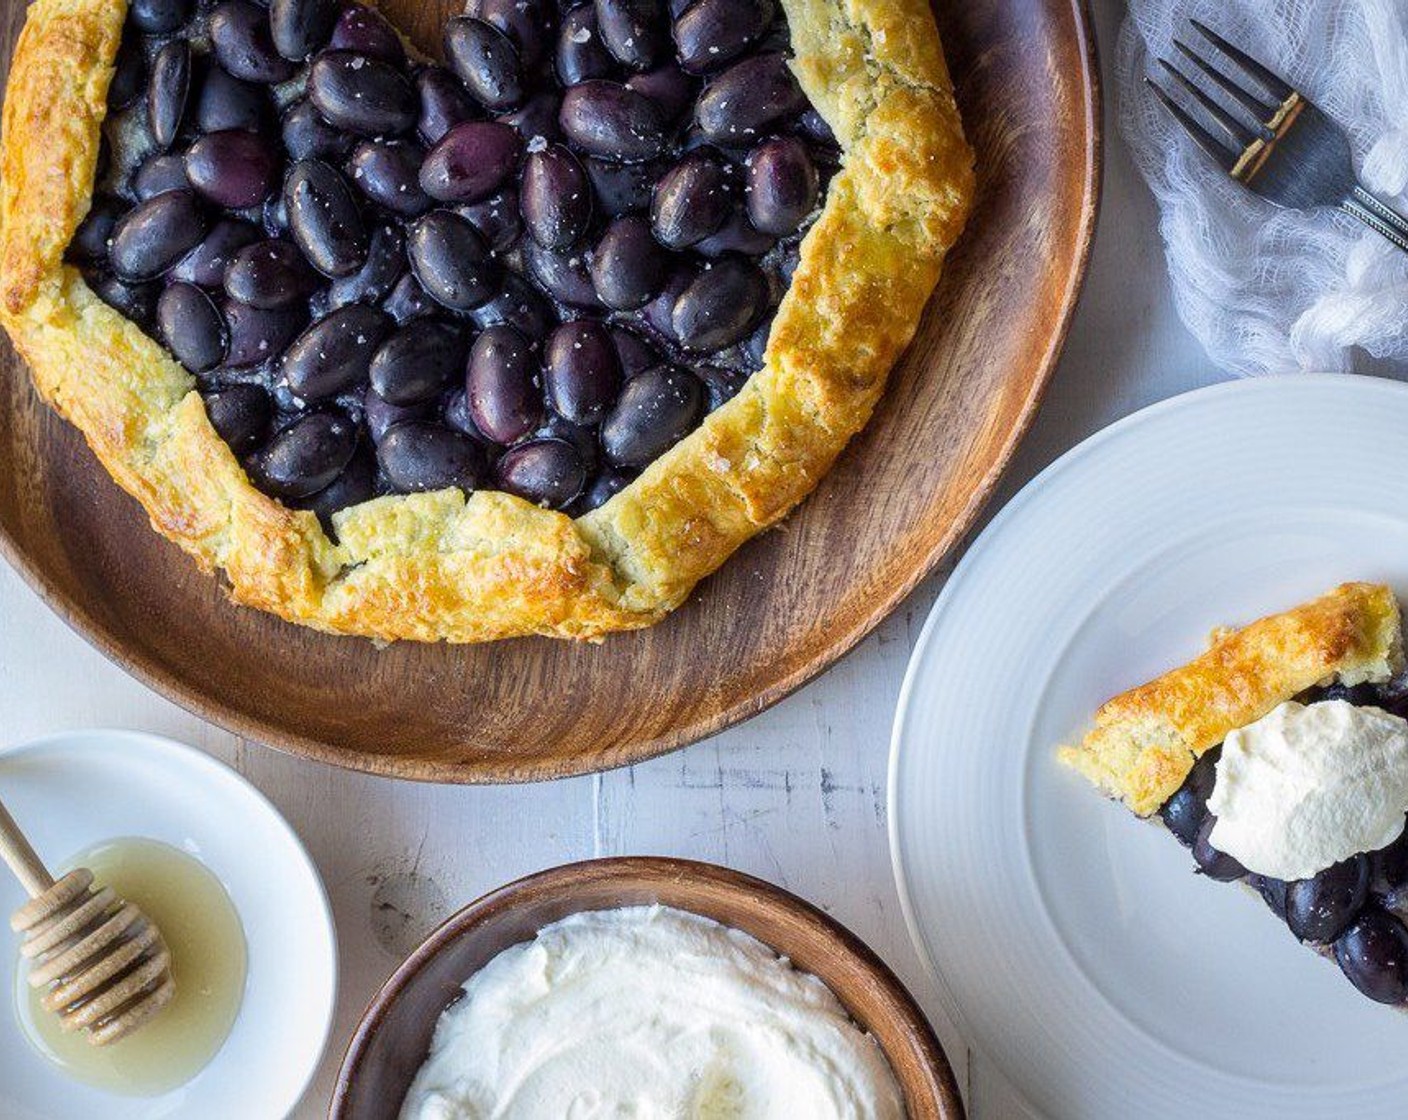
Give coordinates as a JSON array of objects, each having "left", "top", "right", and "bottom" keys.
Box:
[
  {"left": 1061, "top": 582, "right": 1408, "bottom": 1006},
  {"left": 0, "top": 0, "right": 973, "bottom": 643}
]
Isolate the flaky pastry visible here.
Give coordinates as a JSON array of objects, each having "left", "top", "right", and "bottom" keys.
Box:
[{"left": 1060, "top": 582, "right": 1404, "bottom": 816}]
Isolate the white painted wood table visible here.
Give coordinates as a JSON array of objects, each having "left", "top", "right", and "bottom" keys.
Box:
[{"left": 0, "top": 0, "right": 1275, "bottom": 1114}]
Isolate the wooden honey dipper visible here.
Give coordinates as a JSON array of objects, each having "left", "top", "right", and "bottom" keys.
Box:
[{"left": 0, "top": 796, "right": 175, "bottom": 1046}]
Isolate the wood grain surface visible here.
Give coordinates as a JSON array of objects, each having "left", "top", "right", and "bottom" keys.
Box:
[
  {"left": 0, "top": 0, "right": 1100, "bottom": 782},
  {"left": 330, "top": 857, "right": 965, "bottom": 1119}
]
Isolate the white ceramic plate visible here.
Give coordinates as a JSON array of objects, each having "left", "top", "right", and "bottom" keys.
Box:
[
  {"left": 889, "top": 375, "right": 1408, "bottom": 1119},
  {"left": 0, "top": 730, "right": 336, "bottom": 1120}
]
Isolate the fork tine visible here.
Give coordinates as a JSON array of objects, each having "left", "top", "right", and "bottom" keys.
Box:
[
  {"left": 1173, "top": 41, "right": 1278, "bottom": 126},
  {"left": 1189, "top": 20, "right": 1296, "bottom": 102},
  {"left": 1146, "top": 78, "right": 1238, "bottom": 172},
  {"left": 1157, "top": 60, "right": 1262, "bottom": 149}
]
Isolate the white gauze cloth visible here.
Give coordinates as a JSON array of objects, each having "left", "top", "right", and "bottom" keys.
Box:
[{"left": 1117, "top": 0, "right": 1408, "bottom": 376}]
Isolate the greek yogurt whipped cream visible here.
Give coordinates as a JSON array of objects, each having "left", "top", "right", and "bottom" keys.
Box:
[
  {"left": 1208, "top": 700, "right": 1408, "bottom": 880},
  {"left": 399, "top": 905, "right": 905, "bottom": 1119}
]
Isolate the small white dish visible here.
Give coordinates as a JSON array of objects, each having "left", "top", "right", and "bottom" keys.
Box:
[
  {"left": 0, "top": 729, "right": 336, "bottom": 1120},
  {"left": 889, "top": 375, "right": 1408, "bottom": 1120}
]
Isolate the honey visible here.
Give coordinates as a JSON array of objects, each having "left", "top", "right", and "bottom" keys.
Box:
[{"left": 13, "top": 837, "right": 247, "bottom": 1096}]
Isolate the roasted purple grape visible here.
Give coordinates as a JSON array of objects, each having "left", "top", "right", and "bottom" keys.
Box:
[
  {"left": 1191, "top": 816, "right": 1248, "bottom": 883},
  {"left": 251, "top": 410, "right": 358, "bottom": 498},
  {"left": 270, "top": 0, "right": 340, "bottom": 63},
  {"left": 109, "top": 191, "right": 208, "bottom": 281},
  {"left": 695, "top": 53, "right": 805, "bottom": 145},
  {"left": 210, "top": 1, "right": 298, "bottom": 85},
  {"left": 556, "top": 4, "right": 613, "bottom": 85},
  {"left": 467, "top": 325, "right": 542, "bottom": 444},
  {"left": 130, "top": 0, "right": 191, "bottom": 35},
  {"left": 415, "top": 67, "right": 483, "bottom": 145},
  {"left": 285, "top": 159, "right": 368, "bottom": 278},
  {"left": 299, "top": 445, "right": 377, "bottom": 530},
  {"left": 282, "top": 98, "right": 356, "bottom": 162},
  {"left": 147, "top": 40, "right": 191, "bottom": 151},
  {"left": 407, "top": 210, "right": 498, "bottom": 310},
  {"left": 601, "top": 366, "right": 702, "bottom": 467},
  {"left": 378, "top": 422, "right": 485, "bottom": 493},
  {"left": 545, "top": 319, "right": 620, "bottom": 425},
  {"left": 522, "top": 240, "right": 600, "bottom": 308},
  {"left": 591, "top": 215, "right": 668, "bottom": 309},
  {"left": 520, "top": 144, "right": 591, "bottom": 248},
  {"left": 479, "top": 0, "right": 552, "bottom": 68},
  {"left": 1160, "top": 747, "right": 1219, "bottom": 848},
  {"left": 1286, "top": 856, "right": 1369, "bottom": 943},
  {"left": 225, "top": 239, "right": 318, "bottom": 309},
  {"left": 185, "top": 130, "right": 280, "bottom": 209},
  {"left": 651, "top": 149, "right": 732, "bottom": 248},
  {"left": 222, "top": 299, "right": 306, "bottom": 366},
  {"left": 1335, "top": 909, "right": 1408, "bottom": 1004},
  {"left": 369, "top": 320, "right": 467, "bottom": 405},
  {"left": 281, "top": 305, "right": 391, "bottom": 400},
  {"left": 574, "top": 466, "right": 632, "bottom": 512},
  {"left": 364, "top": 387, "right": 435, "bottom": 442},
  {"left": 133, "top": 154, "right": 189, "bottom": 203},
  {"left": 195, "top": 65, "right": 269, "bottom": 134},
  {"left": 594, "top": 0, "right": 670, "bottom": 71},
  {"left": 350, "top": 140, "right": 433, "bottom": 217},
  {"left": 330, "top": 5, "right": 405, "bottom": 63},
  {"left": 745, "top": 135, "right": 818, "bottom": 236},
  {"left": 445, "top": 17, "right": 525, "bottom": 112},
  {"left": 308, "top": 51, "right": 417, "bottom": 137},
  {"left": 559, "top": 80, "right": 671, "bottom": 161},
  {"left": 672, "top": 257, "right": 768, "bottom": 351},
  {"left": 456, "top": 189, "right": 523, "bottom": 253},
  {"left": 495, "top": 438, "right": 585, "bottom": 509},
  {"left": 158, "top": 282, "right": 227, "bottom": 373},
  {"left": 69, "top": 197, "right": 126, "bottom": 265},
  {"left": 203, "top": 383, "right": 271, "bottom": 454},
  {"left": 419, "top": 121, "right": 523, "bottom": 204},
  {"left": 674, "top": 0, "right": 773, "bottom": 73},
  {"left": 326, "top": 222, "right": 406, "bottom": 310}
]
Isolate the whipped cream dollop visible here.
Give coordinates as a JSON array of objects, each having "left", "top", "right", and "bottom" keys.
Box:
[
  {"left": 1208, "top": 700, "right": 1408, "bottom": 880},
  {"left": 399, "top": 905, "right": 905, "bottom": 1120}
]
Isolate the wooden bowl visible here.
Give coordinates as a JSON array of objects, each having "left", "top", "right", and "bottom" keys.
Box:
[
  {"left": 330, "top": 857, "right": 964, "bottom": 1118},
  {"left": 0, "top": 0, "right": 1100, "bottom": 781}
]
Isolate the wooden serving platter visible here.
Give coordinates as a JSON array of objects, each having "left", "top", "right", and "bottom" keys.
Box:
[{"left": 0, "top": 0, "right": 1100, "bottom": 782}]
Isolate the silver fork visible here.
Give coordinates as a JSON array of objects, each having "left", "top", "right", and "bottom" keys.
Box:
[{"left": 1147, "top": 20, "right": 1408, "bottom": 255}]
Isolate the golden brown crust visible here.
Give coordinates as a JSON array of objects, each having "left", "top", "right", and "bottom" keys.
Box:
[
  {"left": 1059, "top": 583, "right": 1405, "bottom": 817},
  {"left": 0, "top": 0, "right": 974, "bottom": 642}
]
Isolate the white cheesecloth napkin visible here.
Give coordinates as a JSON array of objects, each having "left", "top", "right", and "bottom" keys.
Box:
[{"left": 1117, "top": 0, "right": 1408, "bottom": 376}]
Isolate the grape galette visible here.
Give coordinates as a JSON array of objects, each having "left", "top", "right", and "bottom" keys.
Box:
[{"left": 0, "top": 0, "right": 972, "bottom": 641}]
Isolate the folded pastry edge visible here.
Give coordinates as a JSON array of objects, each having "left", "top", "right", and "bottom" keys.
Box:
[{"left": 1058, "top": 582, "right": 1405, "bottom": 817}]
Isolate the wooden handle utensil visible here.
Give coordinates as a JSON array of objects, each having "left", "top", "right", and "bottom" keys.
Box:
[{"left": 0, "top": 797, "right": 175, "bottom": 1046}]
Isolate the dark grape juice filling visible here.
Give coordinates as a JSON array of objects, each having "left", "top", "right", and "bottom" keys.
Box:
[
  {"left": 72, "top": 0, "right": 839, "bottom": 527},
  {"left": 1161, "top": 682, "right": 1408, "bottom": 1005}
]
